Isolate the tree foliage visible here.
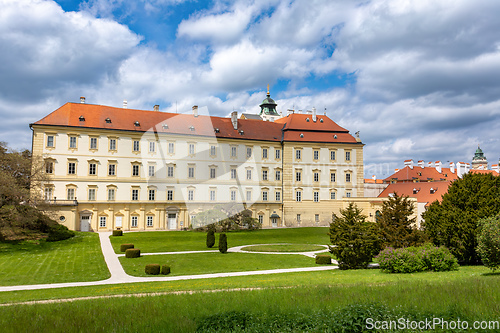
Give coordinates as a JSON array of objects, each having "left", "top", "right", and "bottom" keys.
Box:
[
  {"left": 423, "top": 173, "right": 500, "bottom": 264},
  {"left": 328, "top": 203, "right": 380, "bottom": 270},
  {"left": 206, "top": 229, "right": 215, "bottom": 248},
  {"left": 377, "top": 193, "right": 426, "bottom": 248},
  {"left": 477, "top": 215, "right": 500, "bottom": 272},
  {"left": 218, "top": 233, "right": 228, "bottom": 253}
]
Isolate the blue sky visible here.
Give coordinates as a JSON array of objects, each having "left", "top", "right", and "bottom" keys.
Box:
[{"left": 2, "top": 0, "right": 500, "bottom": 178}]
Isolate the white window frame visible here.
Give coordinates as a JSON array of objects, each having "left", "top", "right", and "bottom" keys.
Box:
[
  {"left": 132, "top": 189, "right": 139, "bottom": 201},
  {"left": 88, "top": 188, "right": 96, "bottom": 201},
  {"left": 148, "top": 189, "right": 155, "bottom": 201},
  {"left": 313, "top": 191, "right": 319, "bottom": 202},
  {"left": 133, "top": 140, "right": 140, "bottom": 152},
  {"left": 131, "top": 216, "right": 138, "bottom": 228},
  {"left": 147, "top": 216, "right": 153, "bottom": 227},
  {"left": 99, "top": 216, "right": 106, "bottom": 228}
]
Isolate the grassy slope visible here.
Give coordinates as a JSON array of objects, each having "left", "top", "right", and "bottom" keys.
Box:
[{"left": 0, "top": 232, "right": 110, "bottom": 286}]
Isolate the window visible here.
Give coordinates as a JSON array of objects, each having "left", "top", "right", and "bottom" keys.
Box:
[
  {"left": 231, "top": 146, "right": 237, "bottom": 157},
  {"left": 132, "top": 165, "right": 139, "bottom": 176},
  {"left": 262, "top": 170, "right": 268, "bottom": 181},
  {"left": 44, "top": 187, "right": 53, "bottom": 200},
  {"left": 167, "top": 190, "right": 173, "bottom": 201},
  {"left": 346, "top": 151, "right": 351, "bottom": 161},
  {"left": 108, "top": 188, "right": 115, "bottom": 201},
  {"left": 45, "top": 161, "right": 53, "bottom": 174},
  {"left": 68, "top": 162, "right": 76, "bottom": 175},
  {"left": 346, "top": 192, "right": 351, "bottom": 198},
  {"left": 314, "top": 191, "right": 319, "bottom": 202},
  {"left": 108, "top": 164, "right": 116, "bottom": 176},
  {"left": 295, "top": 149, "right": 301, "bottom": 160},
  {"left": 313, "top": 150, "right": 319, "bottom": 160},
  {"left": 46, "top": 135, "right": 54, "bottom": 147},
  {"left": 296, "top": 191, "right": 302, "bottom": 202},
  {"left": 89, "top": 163, "right": 96, "bottom": 175},
  {"left": 262, "top": 148, "right": 268, "bottom": 159},
  {"left": 131, "top": 216, "right": 138, "bottom": 228},
  {"left": 132, "top": 189, "right": 139, "bottom": 201},
  {"left": 246, "top": 190, "right": 252, "bottom": 201},
  {"left": 231, "top": 168, "right": 237, "bottom": 179},
  {"left": 276, "top": 191, "right": 281, "bottom": 201},
  {"left": 275, "top": 149, "right": 281, "bottom": 159},
  {"left": 148, "top": 165, "right": 155, "bottom": 177},
  {"left": 297, "top": 214, "right": 301, "bottom": 223},
  {"left": 109, "top": 139, "right": 116, "bottom": 151},
  {"left": 246, "top": 169, "right": 252, "bottom": 180},
  {"left": 69, "top": 136, "right": 77, "bottom": 148},
  {"left": 346, "top": 173, "right": 351, "bottom": 183},
  {"left": 330, "top": 150, "right": 336, "bottom": 161},
  {"left": 296, "top": 171, "right": 301, "bottom": 182},
  {"left": 210, "top": 190, "right": 216, "bottom": 201},
  {"left": 90, "top": 137, "right": 98, "bottom": 150},
  {"left": 258, "top": 215, "right": 264, "bottom": 224},
  {"left": 210, "top": 145, "right": 216, "bottom": 156},
  {"left": 133, "top": 140, "right": 140, "bottom": 152},
  {"left": 188, "top": 190, "right": 194, "bottom": 201},
  {"left": 275, "top": 170, "right": 281, "bottom": 181},
  {"left": 88, "top": 188, "right": 96, "bottom": 201},
  {"left": 67, "top": 188, "right": 75, "bottom": 200},
  {"left": 188, "top": 167, "right": 195, "bottom": 178},
  {"left": 168, "top": 142, "right": 175, "bottom": 154},
  {"left": 315, "top": 214, "right": 320, "bottom": 222},
  {"left": 331, "top": 191, "right": 336, "bottom": 200},
  {"left": 147, "top": 216, "right": 153, "bottom": 227},
  {"left": 231, "top": 190, "right": 237, "bottom": 201},
  {"left": 167, "top": 166, "right": 174, "bottom": 178},
  {"left": 189, "top": 143, "right": 195, "bottom": 155},
  {"left": 99, "top": 216, "right": 106, "bottom": 228},
  {"left": 210, "top": 167, "right": 216, "bottom": 179},
  {"left": 331, "top": 173, "right": 336, "bottom": 182},
  {"left": 149, "top": 141, "right": 155, "bottom": 153},
  {"left": 314, "top": 172, "right": 319, "bottom": 182},
  {"left": 262, "top": 191, "right": 268, "bottom": 201},
  {"left": 148, "top": 189, "right": 155, "bottom": 201},
  {"left": 246, "top": 147, "right": 252, "bottom": 158}
]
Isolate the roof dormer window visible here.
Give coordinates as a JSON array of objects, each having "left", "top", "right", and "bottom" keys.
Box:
[
  {"left": 134, "top": 121, "right": 140, "bottom": 127},
  {"left": 105, "top": 118, "right": 112, "bottom": 123},
  {"left": 334, "top": 135, "right": 337, "bottom": 139},
  {"left": 238, "top": 130, "right": 244, "bottom": 135},
  {"left": 162, "top": 124, "right": 168, "bottom": 129},
  {"left": 320, "top": 118, "right": 324, "bottom": 123},
  {"left": 189, "top": 126, "right": 195, "bottom": 131},
  {"left": 214, "top": 128, "right": 220, "bottom": 133},
  {"left": 300, "top": 133, "right": 304, "bottom": 138},
  {"left": 306, "top": 118, "right": 310, "bottom": 122},
  {"left": 79, "top": 115, "right": 85, "bottom": 122},
  {"left": 430, "top": 187, "right": 436, "bottom": 194}
]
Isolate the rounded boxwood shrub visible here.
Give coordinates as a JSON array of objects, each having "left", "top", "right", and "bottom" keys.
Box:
[
  {"left": 145, "top": 264, "right": 160, "bottom": 275},
  {"left": 112, "top": 230, "right": 123, "bottom": 236},
  {"left": 219, "top": 233, "right": 228, "bottom": 253},
  {"left": 125, "top": 248, "right": 141, "bottom": 258},
  {"left": 120, "top": 244, "right": 134, "bottom": 252},
  {"left": 161, "top": 265, "right": 171, "bottom": 275},
  {"left": 315, "top": 255, "right": 332, "bottom": 265}
]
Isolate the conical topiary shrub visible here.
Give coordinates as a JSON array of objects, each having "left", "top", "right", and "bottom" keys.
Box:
[
  {"left": 206, "top": 229, "right": 215, "bottom": 248},
  {"left": 219, "top": 233, "right": 227, "bottom": 253}
]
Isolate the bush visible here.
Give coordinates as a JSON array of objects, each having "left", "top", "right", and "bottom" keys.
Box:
[
  {"left": 477, "top": 215, "right": 500, "bottom": 272},
  {"left": 377, "top": 245, "right": 458, "bottom": 273},
  {"left": 206, "top": 229, "right": 215, "bottom": 248},
  {"left": 145, "top": 264, "right": 160, "bottom": 275},
  {"left": 315, "top": 255, "right": 332, "bottom": 265},
  {"left": 112, "top": 230, "right": 123, "bottom": 236},
  {"left": 161, "top": 265, "right": 171, "bottom": 275},
  {"left": 120, "top": 243, "right": 134, "bottom": 252},
  {"left": 125, "top": 248, "right": 141, "bottom": 258},
  {"left": 219, "top": 233, "right": 227, "bottom": 253},
  {"left": 46, "top": 223, "right": 75, "bottom": 242}
]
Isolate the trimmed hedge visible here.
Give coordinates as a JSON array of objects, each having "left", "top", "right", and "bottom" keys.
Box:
[
  {"left": 219, "top": 233, "right": 228, "bottom": 253},
  {"left": 112, "top": 230, "right": 123, "bottom": 236},
  {"left": 161, "top": 265, "right": 171, "bottom": 275},
  {"left": 46, "top": 224, "right": 75, "bottom": 242},
  {"left": 125, "top": 248, "right": 141, "bottom": 258},
  {"left": 120, "top": 244, "right": 134, "bottom": 252},
  {"left": 145, "top": 264, "right": 160, "bottom": 275},
  {"left": 315, "top": 255, "right": 332, "bottom": 265}
]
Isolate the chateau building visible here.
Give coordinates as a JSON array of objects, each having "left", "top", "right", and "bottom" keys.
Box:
[{"left": 31, "top": 94, "right": 366, "bottom": 232}]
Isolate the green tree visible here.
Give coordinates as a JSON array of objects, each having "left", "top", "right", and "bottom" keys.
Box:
[
  {"left": 218, "top": 233, "right": 228, "bottom": 253},
  {"left": 328, "top": 203, "right": 380, "bottom": 270},
  {"left": 477, "top": 215, "right": 500, "bottom": 272},
  {"left": 377, "top": 193, "right": 426, "bottom": 248},
  {"left": 206, "top": 229, "right": 215, "bottom": 248},
  {"left": 423, "top": 173, "right": 500, "bottom": 264}
]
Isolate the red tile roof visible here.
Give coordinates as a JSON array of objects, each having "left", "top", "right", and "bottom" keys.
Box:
[
  {"left": 383, "top": 166, "right": 458, "bottom": 183},
  {"left": 469, "top": 169, "right": 499, "bottom": 175},
  {"left": 379, "top": 181, "right": 451, "bottom": 206},
  {"left": 364, "top": 179, "right": 384, "bottom": 184}
]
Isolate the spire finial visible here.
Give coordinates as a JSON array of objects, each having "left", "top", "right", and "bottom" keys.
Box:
[{"left": 267, "top": 84, "right": 270, "bottom": 96}]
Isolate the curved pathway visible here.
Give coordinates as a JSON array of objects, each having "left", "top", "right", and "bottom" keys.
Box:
[{"left": 0, "top": 232, "right": 338, "bottom": 292}]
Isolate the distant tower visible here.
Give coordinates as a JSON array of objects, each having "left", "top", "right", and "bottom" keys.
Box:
[
  {"left": 472, "top": 145, "right": 488, "bottom": 170},
  {"left": 259, "top": 85, "right": 280, "bottom": 122}
]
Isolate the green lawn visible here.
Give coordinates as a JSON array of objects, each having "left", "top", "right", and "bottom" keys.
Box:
[
  {"left": 119, "top": 252, "right": 320, "bottom": 277},
  {"left": 241, "top": 244, "right": 326, "bottom": 252},
  {"left": 110, "top": 227, "right": 330, "bottom": 253},
  {"left": 0, "top": 232, "right": 110, "bottom": 286}
]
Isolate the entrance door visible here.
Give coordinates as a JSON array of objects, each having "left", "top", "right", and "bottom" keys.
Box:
[
  {"left": 80, "top": 215, "right": 90, "bottom": 232},
  {"left": 271, "top": 218, "right": 278, "bottom": 228},
  {"left": 115, "top": 216, "right": 122, "bottom": 228},
  {"left": 168, "top": 213, "right": 177, "bottom": 230}
]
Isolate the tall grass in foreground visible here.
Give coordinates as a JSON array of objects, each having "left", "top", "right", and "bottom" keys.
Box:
[{"left": 1, "top": 276, "right": 499, "bottom": 332}]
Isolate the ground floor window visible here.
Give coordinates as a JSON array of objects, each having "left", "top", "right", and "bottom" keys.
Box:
[
  {"left": 99, "top": 216, "right": 106, "bottom": 228},
  {"left": 315, "top": 214, "right": 319, "bottom": 222},
  {"left": 131, "top": 216, "right": 138, "bottom": 227},
  {"left": 258, "top": 215, "right": 264, "bottom": 224},
  {"left": 147, "top": 216, "right": 153, "bottom": 227}
]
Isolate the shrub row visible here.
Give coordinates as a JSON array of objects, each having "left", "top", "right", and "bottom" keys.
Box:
[
  {"left": 120, "top": 243, "right": 134, "bottom": 252},
  {"left": 315, "top": 255, "right": 332, "bottom": 265},
  {"left": 112, "top": 230, "right": 123, "bottom": 236},
  {"left": 377, "top": 244, "right": 459, "bottom": 273},
  {"left": 125, "top": 248, "right": 141, "bottom": 258},
  {"left": 145, "top": 264, "right": 171, "bottom": 275}
]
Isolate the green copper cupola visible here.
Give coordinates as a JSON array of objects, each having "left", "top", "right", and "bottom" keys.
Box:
[{"left": 259, "top": 85, "right": 279, "bottom": 117}]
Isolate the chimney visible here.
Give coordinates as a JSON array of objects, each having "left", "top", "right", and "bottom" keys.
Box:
[
  {"left": 395, "top": 168, "right": 400, "bottom": 173},
  {"left": 435, "top": 161, "right": 442, "bottom": 173},
  {"left": 492, "top": 163, "right": 499, "bottom": 173},
  {"left": 457, "top": 162, "right": 468, "bottom": 178},
  {"left": 192, "top": 105, "right": 198, "bottom": 117},
  {"left": 312, "top": 107, "right": 317, "bottom": 122},
  {"left": 450, "top": 162, "right": 455, "bottom": 174},
  {"left": 231, "top": 111, "right": 238, "bottom": 130},
  {"left": 80, "top": 97, "right": 85, "bottom": 104},
  {"left": 372, "top": 175, "right": 376, "bottom": 180},
  {"left": 123, "top": 100, "right": 128, "bottom": 108},
  {"left": 465, "top": 163, "right": 470, "bottom": 173},
  {"left": 427, "top": 161, "right": 434, "bottom": 168},
  {"left": 154, "top": 105, "right": 159, "bottom": 111},
  {"left": 404, "top": 159, "right": 414, "bottom": 169},
  {"left": 418, "top": 160, "right": 424, "bottom": 168}
]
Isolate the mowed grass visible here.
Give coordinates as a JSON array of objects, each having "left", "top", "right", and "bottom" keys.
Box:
[
  {"left": 241, "top": 244, "right": 326, "bottom": 252},
  {"left": 119, "top": 252, "right": 319, "bottom": 277},
  {"left": 110, "top": 227, "right": 330, "bottom": 253},
  {"left": 0, "top": 266, "right": 499, "bottom": 332},
  {"left": 0, "top": 232, "right": 110, "bottom": 286}
]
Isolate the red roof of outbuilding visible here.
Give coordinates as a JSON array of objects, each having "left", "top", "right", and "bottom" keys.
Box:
[
  {"left": 383, "top": 166, "right": 458, "bottom": 183},
  {"left": 379, "top": 181, "right": 451, "bottom": 207}
]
